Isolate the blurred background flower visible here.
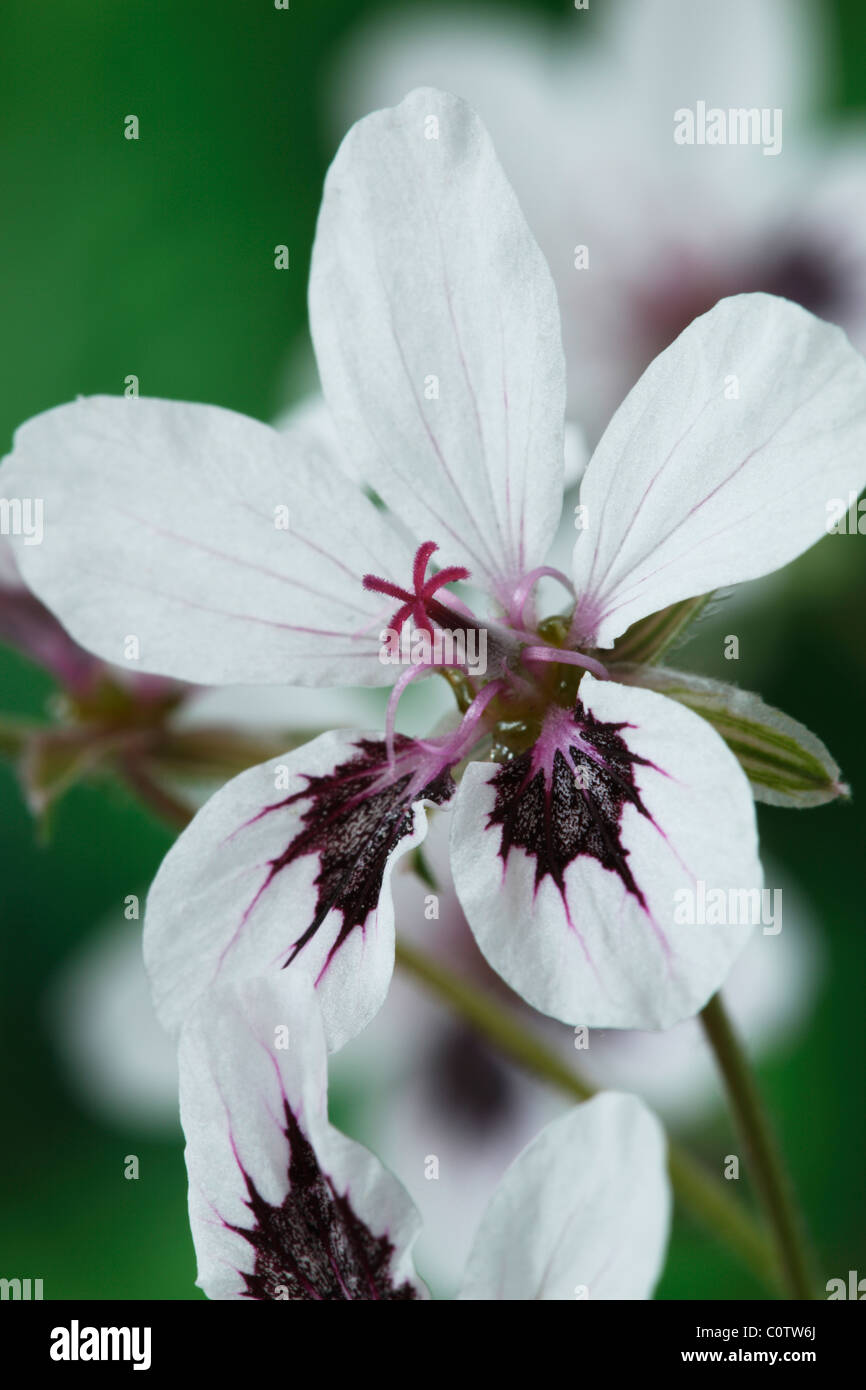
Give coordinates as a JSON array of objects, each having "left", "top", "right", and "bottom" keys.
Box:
[
  {"left": 333, "top": 0, "right": 866, "bottom": 439},
  {"left": 0, "top": 0, "right": 864, "bottom": 1299}
]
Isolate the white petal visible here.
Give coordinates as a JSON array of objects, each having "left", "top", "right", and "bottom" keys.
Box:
[
  {"left": 605, "top": 0, "right": 824, "bottom": 144},
  {"left": 580, "top": 864, "right": 822, "bottom": 1123},
  {"left": 2, "top": 395, "right": 412, "bottom": 686},
  {"left": 0, "top": 521, "right": 106, "bottom": 694},
  {"left": 145, "top": 728, "right": 454, "bottom": 1051},
  {"left": 309, "top": 87, "right": 566, "bottom": 607},
  {"left": 180, "top": 972, "right": 426, "bottom": 1300},
  {"left": 458, "top": 1092, "right": 670, "bottom": 1300},
  {"left": 331, "top": 805, "right": 568, "bottom": 1297},
  {"left": 572, "top": 294, "right": 866, "bottom": 646},
  {"left": 563, "top": 418, "right": 590, "bottom": 492},
  {"left": 272, "top": 390, "right": 363, "bottom": 484},
  {"left": 450, "top": 675, "right": 760, "bottom": 1030},
  {"left": 0, "top": 536, "right": 21, "bottom": 588}
]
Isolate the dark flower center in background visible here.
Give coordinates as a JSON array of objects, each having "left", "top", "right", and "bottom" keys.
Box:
[{"left": 427, "top": 1025, "right": 516, "bottom": 1136}]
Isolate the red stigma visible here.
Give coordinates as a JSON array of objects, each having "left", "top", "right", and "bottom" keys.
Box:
[{"left": 363, "top": 542, "right": 470, "bottom": 638}]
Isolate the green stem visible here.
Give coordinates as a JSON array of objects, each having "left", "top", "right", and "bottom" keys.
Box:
[
  {"left": 700, "top": 993, "right": 815, "bottom": 1299},
  {"left": 119, "top": 755, "right": 196, "bottom": 830},
  {"left": 0, "top": 713, "right": 37, "bottom": 756},
  {"left": 395, "top": 937, "right": 779, "bottom": 1293}
]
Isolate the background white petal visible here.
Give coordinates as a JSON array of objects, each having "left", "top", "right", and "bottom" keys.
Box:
[
  {"left": 329, "top": 3, "right": 829, "bottom": 439},
  {"left": 458, "top": 1092, "right": 670, "bottom": 1300},
  {"left": 47, "top": 909, "right": 179, "bottom": 1134},
  {"left": 2, "top": 395, "right": 412, "bottom": 686},
  {"left": 572, "top": 295, "right": 866, "bottom": 646},
  {"left": 582, "top": 863, "right": 823, "bottom": 1121},
  {"left": 602, "top": 0, "right": 824, "bottom": 151},
  {"left": 310, "top": 87, "right": 566, "bottom": 606}
]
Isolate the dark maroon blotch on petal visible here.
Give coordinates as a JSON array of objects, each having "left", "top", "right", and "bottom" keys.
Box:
[
  {"left": 228, "top": 1100, "right": 417, "bottom": 1301},
  {"left": 488, "top": 701, "right": 655, "bottom": 910},
  {"left": 253, "top": 736, "right": 453, "bottom": 971}
]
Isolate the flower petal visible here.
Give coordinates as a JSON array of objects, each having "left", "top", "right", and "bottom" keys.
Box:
[
  {"left": 458, "top": 1092, "right": 670, "bottom": 1300},
  {"left": 309, "top": 87, "right": 566, "bottom": 607},
  {"left": 450, "top": 675, "right": 760, "bottom": 1029},
  {"left": 180, "top": 972, "right": 427, "bottom": 1300},
  {"left": 145, "top": 728, "right": 454, "bottom": 1050},
  {"left": 571, "top": 294, "right": 866, "bottom": 646},
  {"left": 2, "top": 395, "right": 412, "bottom": 686}
]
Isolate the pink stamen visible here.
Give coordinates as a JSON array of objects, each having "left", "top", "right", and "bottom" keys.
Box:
[
  {"left": 521, "top": 645, "right": 609, "bottom": 680},
  {"left": 451, "top": 678, "right": 506, "bottom": 755},
  {"left": 410, "top": 677, "right": 506, "bottom": 765},
  {"left": 384, "top": 662, "right": 431, "bottom": 766},
  {"left": 509, "top": 566, "right": 575, "bottom": 628}
]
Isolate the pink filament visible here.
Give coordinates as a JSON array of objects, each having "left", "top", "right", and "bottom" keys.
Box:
[
  {"left": 521, "top": 645, "right": 609, "bottom": 681},
  {"left": 509, "top": 566, "right": 575, "bottom": 628},
  {"left": 384, "top": 662, "right": 431, "bottom": 766}
]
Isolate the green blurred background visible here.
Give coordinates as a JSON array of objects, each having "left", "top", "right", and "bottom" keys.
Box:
[{"left": 0, "top": 0, "right": 864, "bottom": 1299}]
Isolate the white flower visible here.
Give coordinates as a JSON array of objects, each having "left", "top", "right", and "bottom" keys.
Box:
[
  {"left": 3, "top": 89, "right": 864, "bottom": 1048},
  {"left": 179, "top": 971, "right": 671, "bottom": 1301},
  {"left": 44, "top": 826, "right": 818, "bottom": 1292},
  {"left": 333, "top": 0, "right": 866, "bottom": 437}
]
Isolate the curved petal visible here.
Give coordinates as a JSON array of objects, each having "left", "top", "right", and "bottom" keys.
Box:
[
  {"left": 458, "top": 1092, "right": 670, "bottom": 1300},
  {"left": 450, "top": 675, "right": 760, "bottom": 1030},
  {"left": 2, "top": 395, "right": 413, "bottom": 686},
  {"left": 571, "top": 294, "right": 866, "bottom": 646},
  {"left": 145, "top": 728, "right": 454, "bottom": 1051},
  {"left": 309, "top": 87, "right": 566, "bottom": 607},
  {"left": 272, "top": 390, "right": 363, "bottom": 485},
  {"left": 180, "top": 972, "right": 427, "bottom": 1300}
]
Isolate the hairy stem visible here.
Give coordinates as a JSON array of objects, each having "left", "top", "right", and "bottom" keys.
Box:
[{"left": 701, "top": 992, "right": 815, "bottom": 1299}]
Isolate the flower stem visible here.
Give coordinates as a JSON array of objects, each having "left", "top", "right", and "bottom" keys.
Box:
[
  {"left": 119, "top": 755, "right": 196, "bottom": 830},
  {"left": 394, "top": 937, "right": 780, "bottom": 1293},
  {"left": 700, "top": 992, "right": 816, "bottom": 1299}
]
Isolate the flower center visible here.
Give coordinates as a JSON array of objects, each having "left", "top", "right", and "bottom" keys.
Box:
[
  {"left": 363, "top": 540, "right": 608, "bottom": 764},
  {"left": 363, "top": 540, "right": 473, "bottom": 641}
]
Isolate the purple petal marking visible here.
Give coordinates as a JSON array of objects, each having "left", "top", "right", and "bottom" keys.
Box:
[
  {"left": 237, "top": 736, "right": 454, "bottom": 979},
  {"left": 227, "top": 1099, "right": 417, "bottom": 1301},
  {"left": 487, "top": 701, "right": 657, "bottom": 919}
]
